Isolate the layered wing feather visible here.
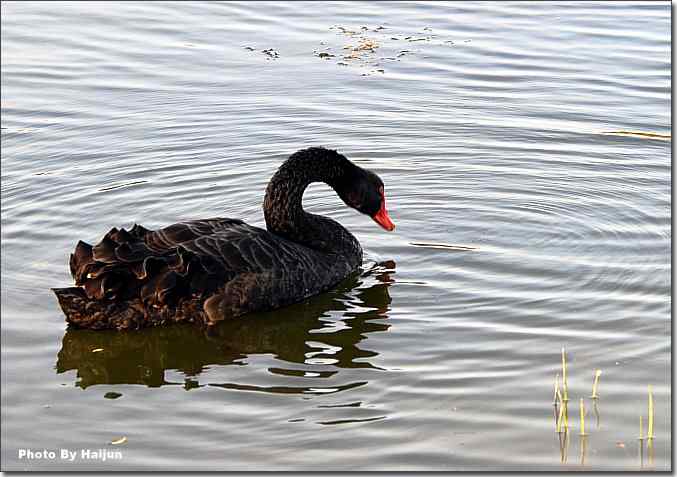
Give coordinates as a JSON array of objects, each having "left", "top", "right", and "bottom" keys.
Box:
[{"left": 64, "top": 218, "right": 341, "bottom": 328}]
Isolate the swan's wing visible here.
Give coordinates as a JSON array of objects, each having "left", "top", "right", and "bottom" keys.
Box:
[
  {"left": 67, "top": 218, "right": 313, "bottom": 306},
  {"left": 145, "top": 218, "right": 315, "bottom": 274}
]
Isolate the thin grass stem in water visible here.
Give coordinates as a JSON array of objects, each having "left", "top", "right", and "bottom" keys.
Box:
[
  {"left": 647, "top": 385, "right": 654, "bottom": 440},
  {"left": 591, "top": 369, "right": 601, "bottom": 399},
  {"left": 561, "top": 348, "right": 568, "bottom": 402}
]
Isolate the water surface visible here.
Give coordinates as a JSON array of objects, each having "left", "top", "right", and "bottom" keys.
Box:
[{"left": 1, "top": 1, "right": 671, "bottom": 471}]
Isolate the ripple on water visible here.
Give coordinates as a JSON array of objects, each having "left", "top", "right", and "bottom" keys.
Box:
[{"left": 0, "top": 0, "right": 671, "bottom": 471}]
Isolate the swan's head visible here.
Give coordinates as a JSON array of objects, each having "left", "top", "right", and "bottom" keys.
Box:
[{"left": 336, "top": 165, "right": 395, "bottom": 232}]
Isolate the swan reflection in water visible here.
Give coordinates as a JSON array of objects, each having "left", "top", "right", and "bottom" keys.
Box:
[{"left": 56, "top": 261, "right": 395, "bottom": 394}]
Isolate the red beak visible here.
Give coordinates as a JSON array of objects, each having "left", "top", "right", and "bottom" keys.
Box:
[{"left": 372, "top": 191, "right": 395, "bottom": 231}]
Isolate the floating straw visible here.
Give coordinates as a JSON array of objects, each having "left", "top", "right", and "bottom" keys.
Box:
[
  {"left": 647, "top": 385, "right": 654, "bottom": 440},
  {"left": 639, "top": 414, "right": 644, "bottom": 441},
  {"left": 579, "top": 398, "right": 587, "bottom": 436},
  {"left": 591, "top": 369, "right": 601, "bottom": 399},
  {"left": 553, "top": 373, "right": 560, "bottom": 405}
]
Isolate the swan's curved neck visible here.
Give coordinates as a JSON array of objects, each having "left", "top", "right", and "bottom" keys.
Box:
[{"left": 263, "top": 148, "right": 361, "bottom": 256}]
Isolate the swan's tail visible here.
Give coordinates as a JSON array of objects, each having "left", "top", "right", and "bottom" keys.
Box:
[
  {"left": 52, "top": 287, "right": 145, "bottom": 330},
  {"left": 54, "top": 223, "right": 225, "bottom": 329}
]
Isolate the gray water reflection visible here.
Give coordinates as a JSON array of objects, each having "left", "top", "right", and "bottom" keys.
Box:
[{"left": 57, "top": 262, "right": 394, "bottom": 392}]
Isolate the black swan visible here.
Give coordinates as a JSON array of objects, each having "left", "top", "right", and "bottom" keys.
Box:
[{"left": 53, "top": 147, "right": 395, "bottom": 330}]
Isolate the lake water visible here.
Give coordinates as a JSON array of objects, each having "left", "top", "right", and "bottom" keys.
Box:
[{"left": 1, "top": 1, "right": 671, "bottom": 471}]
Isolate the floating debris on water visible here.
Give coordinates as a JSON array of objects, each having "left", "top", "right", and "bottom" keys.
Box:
[
  {"left": 317, "top": 52, "right": 335, "bottom": 59},
  {"left": 361, "top": 38, "right": 379, "bottom": 50},
  {"left": 243, "top": 46, "right": 280, "bottom": 59},
  {"left": 342, "top": 38, "right": 379, "bottom": 53},
  {"left": 331, "top": 25, "right": 359, "bottom": 35},
  {"left": 410, "top": 242, "right": 477, "bottom": 251},
  {"left": 110, "top": 436, "right": 127, "bottom": 445},
  {"left": 99, "top": 180, "right": 148, "bottom": 192},
  {"left": 320, "top": 24, "right": 458, "bottom": 74},
  {"left": 104, "top": 392, "right": 123, "bottom": 399},
  {"left": 261, "top": 48, "right": 280, "bottom": 59},
  {"left": 92, "top": 348, "right": 104, "bottom": 353},
  {"left": 602, "top": 131, "right": 671, "bottom": 140}
]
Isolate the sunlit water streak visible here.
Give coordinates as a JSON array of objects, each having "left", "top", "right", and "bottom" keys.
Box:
[{"left": 1, "top": 1, "right": 670, "bottom": 471}]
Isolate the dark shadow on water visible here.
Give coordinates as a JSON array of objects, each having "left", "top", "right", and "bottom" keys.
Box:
[{"left": 56, "top": 261, "right": 396, "bottom": 393}]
